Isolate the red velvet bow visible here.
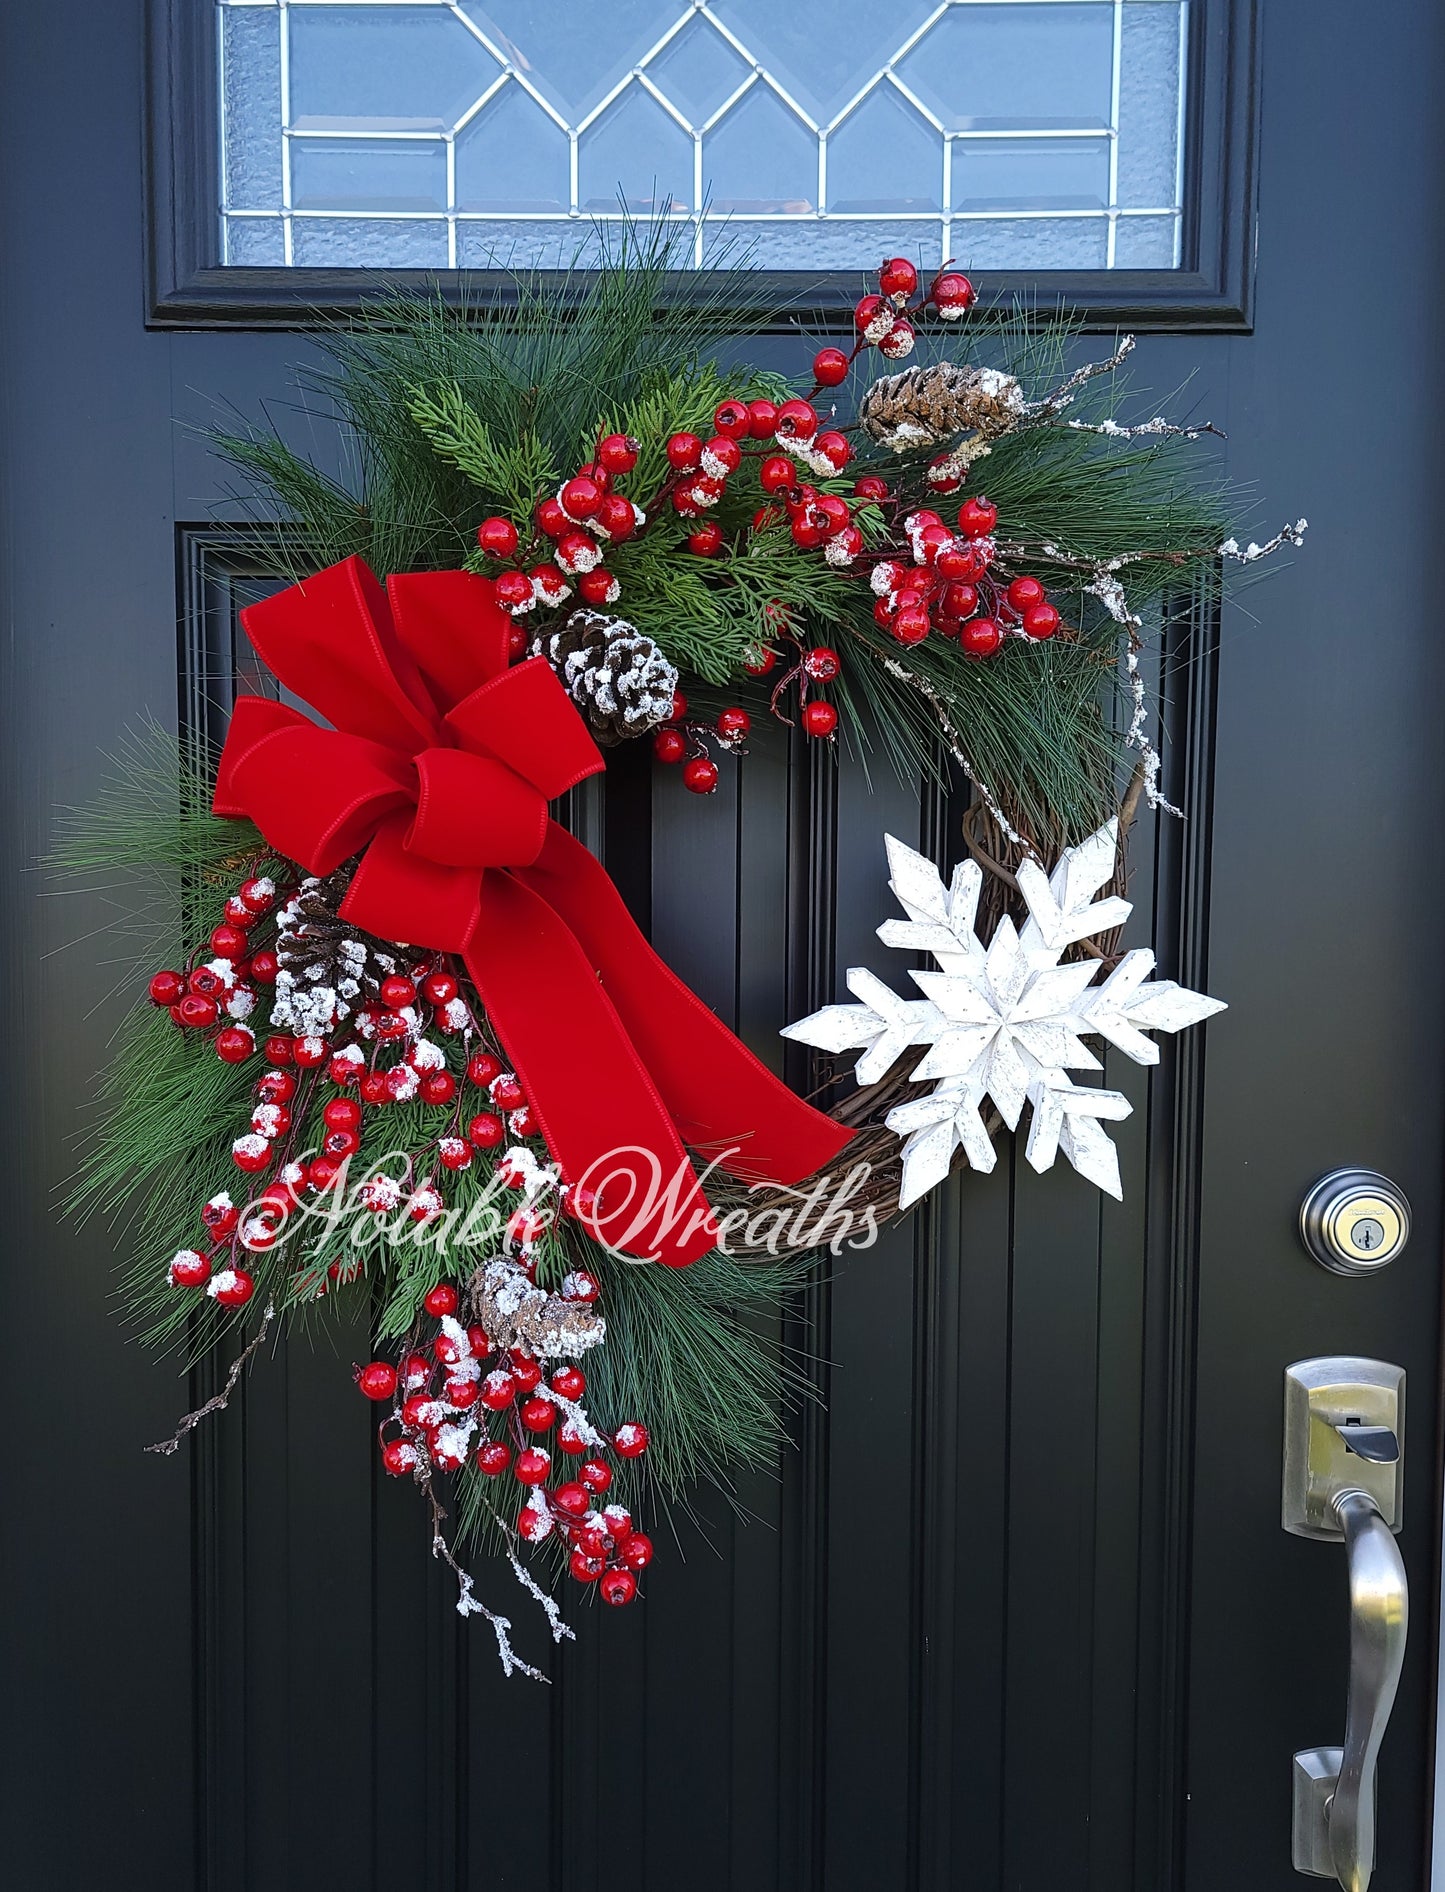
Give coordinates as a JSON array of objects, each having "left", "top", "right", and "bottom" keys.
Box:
[{"left": 214, "top": 556, "right": 850, "bottom": 1266}]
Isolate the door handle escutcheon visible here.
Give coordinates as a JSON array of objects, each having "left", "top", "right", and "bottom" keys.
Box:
[{"left": 1286, "top": 1359, "right": 1408, "bottom": 1891}]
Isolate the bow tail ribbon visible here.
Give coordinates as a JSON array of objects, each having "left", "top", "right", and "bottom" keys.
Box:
[{"left": 342, "top": 819, "right": 850, "bottom": 1268}]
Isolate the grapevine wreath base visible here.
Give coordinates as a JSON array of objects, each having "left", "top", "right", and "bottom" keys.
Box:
[{"left": 61, "top": 241, "right": 1300, "bottom": 1674}]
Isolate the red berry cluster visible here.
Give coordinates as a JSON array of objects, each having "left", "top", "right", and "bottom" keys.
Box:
[
  {"left": 474, "top": 430, "right": 642, "bottom": 634},
  {"left": 150, "top": 879, "right": 559, "bottom": 1307},
  {"left": 869, "top": 500, "right": 1059, "bottom": 656},
  {"left": 822, "top": 254, "right": 976, "bottom": 385},
  {"left": 364, "top": 1276, "right": 653, "bottom": 1606}
]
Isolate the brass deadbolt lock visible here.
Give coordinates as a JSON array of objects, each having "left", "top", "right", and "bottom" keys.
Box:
[{"left": 1299, "top": 1169, "right": 1411, "bottom": 1275}]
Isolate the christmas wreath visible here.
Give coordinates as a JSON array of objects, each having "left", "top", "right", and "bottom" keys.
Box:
[{"left": 59, "top": 232, "right": 1300, "bottom": 1674}]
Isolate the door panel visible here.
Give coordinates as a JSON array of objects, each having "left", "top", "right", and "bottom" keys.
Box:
[{"left": 3, "top": 4, "right": 1443, "bottom": 1889}]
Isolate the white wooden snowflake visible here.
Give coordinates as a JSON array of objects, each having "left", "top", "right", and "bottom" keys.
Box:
[{"left": 781, "top": 821, "right": 1224, "bottom": 1206}]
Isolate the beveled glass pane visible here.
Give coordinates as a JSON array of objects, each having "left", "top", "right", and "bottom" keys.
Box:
[
  {"left": 291, "top": 216, "right": 450, "bottom": 266},
  {"left": 704, "top": 85, "right": 815, "bottom": 214},
  {"left": 1112, "top": 213, "right": 1179, "bottom": 267},
  {"left": 952, "top": 137, "right": 1111, "bottom": 214},
  {"left": 580, "top": 85, "right": 692, "bottom": 214},
  {"left": 898, "top": 4, "right": 1116, "bottom": 131},
  {"left": 216, "top": 0, "right": 1189, "bottom": 271},
  {"left": 458, "top": 219, "right": 607, "bottom": 270},
  {"left": 223, "top": 215, "right": 287, "bottom": 266},
  {"left": 288, "top": 5, "right": 498, "bottom": 131},
  {"left": 1117, "top": 1, "right": 1185, "bottom": 208},
  {"left": 827, "top": 84, "right": 942, "bottom": 214},
  {"left": 646, "top": 15, "right": 752, "bottom": 129},
  {"left": 221, "top": 5, "right": 282, "bottom": 210},
  {"left": 291, "top": 138, "right": 448, "bottom": 212},
  {"left": 455, "top": 82, "right": 570, "bottom": 212}
]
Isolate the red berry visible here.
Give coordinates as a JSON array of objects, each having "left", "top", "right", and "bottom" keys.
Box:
[
  {"left": 621, "top": 1532, "right": 654, "bottom": 1571},
  {"left": 553, "top": 1480, "right": 589, "bottom": 1517},
  {"left": 577, "top": 569, "right": 619, "bottom": 606},
  {"left": 238, "top": 877, "right": 275, "bottom": 915},
  {"left": 357, "top": 1361, "right": 398, "bottom": 1402},
  {"left": 597, "top": 432, "right": 640, "bottom": 474},
  {"left": 682, "top": 757, "right": 719, "bottom": 796},
  {"left": 878, "top": 321, "right": 916, "bottom": 360},
  {"left": 853, "top": 475, "right": 889, "bottom": 502},
  {"left": 600, "top": 1567, "right": 638, "bottom": 1607},
  {"left": 802, "top": 646, "right": 840, "bottom": 682},
  {"left": 381, "top": 1439, "right": 417, "bottom": 1477},
  {"left": 489, "top": 1071, "right": 525, "bottom": 1111},
  {"left": 467, "top": 1111, "right": 504, "bottom": 1149},
  {"left": 213, "top": 1268, "right": 254, "bottom": 1308},
  {"left": 359, "top": 1070, "right": 389, "bottom": 1106},
  {"left": 879, "top": 255, "right": 918, "bottom": 300},
  {"left": 957, "top": 496, "right": 998, "bottom": 539},
  {"left": 893, "top": 604, "right": 931, "bottom": 645},
  {"left": 210, "top": 923, "right": 249, "bottom": 960},
  {"left": 536, "top": 496, "right": 568, "bottom": 538},
  {"left": 597, "top": 492, "right": 637, "bottom": 542},
  {"left": 854, "top": 292, "right": 886, "bottom": 335},
  {"left": 494, "top": 570, "right": 533, "bottom": 612},
  {"left": 1022, "top": 601, "right": 1061, "bottom": 641},
  {"left": 665, "top": 432, "right": 703, "bottom": 471},
  {"left": 703, "top": 435, "right": 742, "bottom": 477},
  {"left": 812, "top": 430, "right": 851, "bottom": 473},
  {"left": 262, "top": 1034, "right": 293, "bottom": 1065},
  {"left": 578, "top": 1458, "right": 613, "bottom": 1494},
  {"left": 560, "top": 474, "right": 603, "bottom": 520},
  {"left": 445, "top": 1377, "right": 479, "bottom": 1409},
  {"left": 613, "top": 1422, "right": 649, "bottom": 1459},
  {"left": 935, "top": 541, "right": 984, "bottom": 582},
  {"left": 873, "top": 596, "right": 899, "bottom": 630},
  {"left": 688, "top": 521, "right": 724, "bottom": 557},
  {"left": 652, "top": 727, "right": 686, "bottom": 765},
  {"left": 670, "top": 689, "right": 688, "bottom": 721},
  {"left": 713, "top": 399, "right": 751, "bottom": 439},
  {"left": 247, "top": 949, "right": 278, "bottom": 985},
  {"left": 466, "top": 1051, "right": 502, "bottom": 1088},
  {"left": 550, "top": 1364, "right": 586, "bottom": 1400},
  {"left": 1006, "top": 575, "right": 1046, "bottom": 612},
  {"left": 744, "top": 645, "right": 778, "bottom": 676},
  {"left": 514, "top": 1447, "right": 551, "bottom": 1486},
  {"left": 476, "top": 1440, "right": 512, "bottom": 1476},
  {"left": 378, "top": 974, "right": 414, "bottom": 1010},
  {"left": 940, "top": 581, "right": 979, "bottom": 620},
  {"left": 215, "top": 1025, "right": 255, "bottom": 1063},
  {"left": 437, "top": 1137, "right": 471, "bottom": 1172},
  {"left": 509, "top": 1352, "right": 542, "bottom": 1393},
  {"left": 420, "top": 1071, "right": 455, "bottom": 1105},
  {"left": 716, "top": 707, "right": 751, "bottom": 741},
  {"left": 801, "top": 700, "right": 839, "bottom": 739},
  {"left": 476, "top": 516, "right": 519, "bottom": 559},
  {"left": 202, "top": 1197, "right": 239, "bottom": 1239},
  {"left": 557, "top": 1420, "right": 588, "bottom": 1455},
  {"left": 292, "top": 1035, "right": 326, "bottom": 1068},
  {"left": 759, "top": 454, "right": 797, "bottom": 494},
  {"left": 574, "top": 1520, "right": 612, "bottom": 1559},
  {"left": 569, "top": 1548, "right": 605, "bottom": 1583},
  {"left": 562, "top": 1270, "right": 601, "bottom": 1303},
  {"left": 169, "top": 1250, "right": 211, "bottom": 1289},
  {"left": 148, "top": 969, "right": 185, "bottom": 1006},
  {"left": 774, "top": 398, "right": 818, "bottom": 442},
  {"left": 960, "top": 616, "right": 1003, "bottom": 658},
  {"left": 812, "top": 346, "right": 850, "bottom": 386},
  {"left": 418, "top": 970, "right": 456, "bottom": 1007},
  {"left": 479, "top": 1370, "right": 517, "bottom": 1411},
  {"left": 321, "top": 1097, "right": 360, "bottom": 1132},
  {"left": 423, "top": 1284, "right": 458, "bottom": 1318},
  {"left": 177, "top": 992, "right": 218, "bottom": 1030},
  {"left": 746, "top": 398, "right": 779, "bottom": 439},
  {"left": 930, "top": 271, "right": 976, "bottom": 317}
]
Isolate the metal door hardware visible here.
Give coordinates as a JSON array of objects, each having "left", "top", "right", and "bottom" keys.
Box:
[
  {"left": 1300, "top": 1171, "right": 1411, "bottom": 1274},
  {"left": 1285, "top": 1359, "right": 1408, "bottom": 1892}
]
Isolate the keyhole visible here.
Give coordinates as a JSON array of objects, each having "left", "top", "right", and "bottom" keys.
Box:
[{"left": 1352, "top": 1217, "right": 1386, "bottom": 1252}]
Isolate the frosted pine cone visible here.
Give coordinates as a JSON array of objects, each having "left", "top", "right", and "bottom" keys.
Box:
[
  {"left": 469, "top": 1257, "right": 606, "bottom": 1359},
  {"left": 271, "top": 869, "right": 401, "bottom": 1036},
  {"left": 532, "top": 609, "right": 679, "bottom": 747},
  {"left": 859, "top": 362, "right": 1026, "bottom": 452}
]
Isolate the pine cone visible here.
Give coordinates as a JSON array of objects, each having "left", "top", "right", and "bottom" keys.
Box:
[
  {"left": 468, "top": 1258, "right": 606, "bottom": 1360},
  {"left": 271, "top": 868, "right": 402, "bottom": 1037},
  {"left": 533, "top": 608, "right": 679, "bottom": 746},
  {"left": 859, "top": 361, "right": 1025, "bottom": 452}
]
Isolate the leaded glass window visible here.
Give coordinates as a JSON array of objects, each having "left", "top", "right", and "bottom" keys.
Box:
[{"left": 217, "top": 1, "right": 1189, "bottom": 271}]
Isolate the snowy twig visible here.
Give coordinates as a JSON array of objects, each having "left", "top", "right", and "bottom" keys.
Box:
[
  {"left": 508, "top": 1553, "right": 576, "bottom": 1646},
  {"left": 419, "top": 1468, "right": 549, "bottom": 1682},
  {"left": 146, "top": 1301, "right": 276, "bottom": 1456},
  {"left": 1065, "top": 414, "right": 1224, "bottom": 443},
  {"left": 1021, "top": 334, "right": 1136, "bottom": 423},
  {"left": 881, "top": 657, "right": 1028, "bottom": 847}
]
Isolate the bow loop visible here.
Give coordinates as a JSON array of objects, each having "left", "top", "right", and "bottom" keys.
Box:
[
  {"left": 409, "top": 748, "right": 548, "bottom": 869},
  {"left": 446, "top": 658, "right": 604, "bottom": 800}
]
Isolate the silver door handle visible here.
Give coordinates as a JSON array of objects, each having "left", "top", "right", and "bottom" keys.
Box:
[
  {"left": 1286, "top": 1357, "right": 1408, "bottom": 1891},
  {"left": 1293, "top": 1490, "right": 1409, "bottom": 1891}
]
